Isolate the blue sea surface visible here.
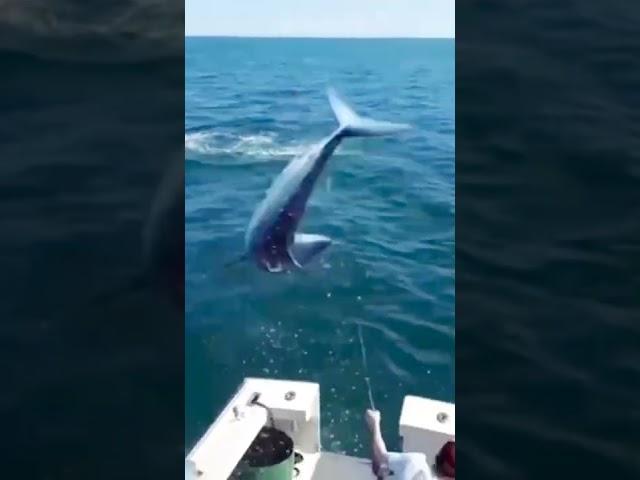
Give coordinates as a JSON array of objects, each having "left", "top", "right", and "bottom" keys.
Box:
[{"left": 186, "top": 37, "right": 454, "bottom": 455}]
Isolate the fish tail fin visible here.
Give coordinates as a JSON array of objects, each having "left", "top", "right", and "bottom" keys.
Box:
[{"left": 328, "top": 87, "right": 412, "bottom": 137}]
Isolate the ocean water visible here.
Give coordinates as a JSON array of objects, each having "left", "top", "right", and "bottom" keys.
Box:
[{"left": 185, "top": 37, "right": 455, "bottom": 455}]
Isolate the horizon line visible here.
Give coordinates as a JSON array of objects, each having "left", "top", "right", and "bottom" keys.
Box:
[{"left": 185, "top": 34, "right": 455, "bottom": 40}]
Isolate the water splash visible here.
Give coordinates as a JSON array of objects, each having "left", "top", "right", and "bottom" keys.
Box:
[{"left": 185, "top": 130, "right": 306, "bottom": 159}]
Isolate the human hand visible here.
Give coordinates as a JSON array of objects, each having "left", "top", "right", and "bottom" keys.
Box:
[{"left": 365, "top": 409, "right": 381, "bottom": 430}]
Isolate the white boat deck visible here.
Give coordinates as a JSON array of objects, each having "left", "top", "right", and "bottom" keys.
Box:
[
  {"left": 295, "top": 452, "right": 372, "bottom": 480},
  {"left": 186, "top": 377, "right": 454, "bottom": 480}
]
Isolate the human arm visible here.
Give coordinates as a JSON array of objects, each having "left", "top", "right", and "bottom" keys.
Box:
[{"left": 365, "top": 409, "right": 389, "bottom": 477}]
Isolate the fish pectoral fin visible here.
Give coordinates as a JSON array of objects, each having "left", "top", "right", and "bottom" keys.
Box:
[{"left": 289, "top": 233, "right": 332, "bottom": 267}]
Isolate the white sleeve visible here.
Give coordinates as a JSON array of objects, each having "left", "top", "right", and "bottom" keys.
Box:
[{"left": 387, "top": 452, "right": 434, "bottom": 480}]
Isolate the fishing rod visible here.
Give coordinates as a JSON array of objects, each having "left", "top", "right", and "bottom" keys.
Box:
[{"left": 357, "top": 322, "right": 376, "bottom": 411}]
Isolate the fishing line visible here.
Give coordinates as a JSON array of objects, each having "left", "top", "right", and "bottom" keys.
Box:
[{"left": 357, "top": 322, "right": 376, "bottom": 411}]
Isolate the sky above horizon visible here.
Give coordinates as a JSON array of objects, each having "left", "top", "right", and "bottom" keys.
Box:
[{"left": 186, "top": 0, "right": 455, "bottom": 38}]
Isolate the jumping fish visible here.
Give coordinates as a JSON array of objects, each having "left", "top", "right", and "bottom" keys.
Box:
[{"left": 235, "top": 88, "right": 410, "bottom": 273}]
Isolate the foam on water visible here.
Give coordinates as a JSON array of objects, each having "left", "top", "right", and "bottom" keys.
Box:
[
  {"left": 185, "top": 130, "right": 363, "bottom": 166},
  {"left": 185, "top": 131, "right": 306, "bottom": 158}
]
